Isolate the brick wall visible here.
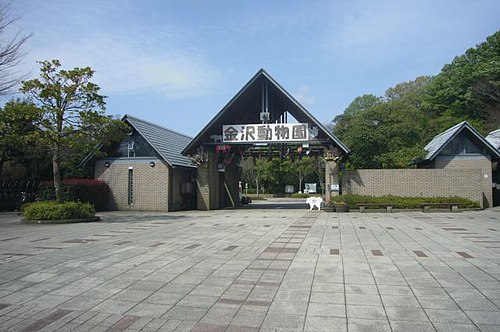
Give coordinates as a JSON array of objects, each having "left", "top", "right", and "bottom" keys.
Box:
[
  {"left": 342, "top": 169, "right": 485, "bottom": 207},
  {"left": 170, "top": 167, "right": 194, "bottom": 211},
  {"left": 432, "top": 156, "right": 493, "bottom": 208},
  {"left": 196, "top": 162, "right": 210, "bottom": 210},
  {"left": 224, "top": 161, "right": 241, "bottom": 207},
  {"left": 95, "top": 158, "right": 170, "bottom": 211},
  {"left": 195, "top": 150, "right": 241, "bottom": 210},
  {"left": 196, "top": 151, "right": 220, "bottom": 210}
]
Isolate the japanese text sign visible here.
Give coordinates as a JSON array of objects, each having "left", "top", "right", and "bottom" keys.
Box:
[{"left": 222, "top": 123, "right": 310, "bottom": 143}]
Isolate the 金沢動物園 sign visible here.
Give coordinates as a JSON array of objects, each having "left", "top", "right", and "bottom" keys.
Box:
[{"left": 223, "top": 123, "right": 310, "bottom": 143}]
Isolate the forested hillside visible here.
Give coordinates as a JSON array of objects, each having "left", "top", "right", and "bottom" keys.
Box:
[{"left": 333, "top": 31, "right": 500, "bottom": 169}]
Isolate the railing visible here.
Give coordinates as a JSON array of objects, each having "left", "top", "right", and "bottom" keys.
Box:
[{"left": 0, "top": 180, "right": 40, "bottom": 211}]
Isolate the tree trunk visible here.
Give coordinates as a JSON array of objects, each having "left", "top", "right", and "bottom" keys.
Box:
[{"left": 53, "top": 143, "right": 63, "bottom": 202}]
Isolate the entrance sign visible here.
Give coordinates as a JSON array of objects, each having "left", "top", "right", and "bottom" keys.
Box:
[
  {"left": 304, "top": 183, "right": 317, "bottom": 194},
  {"left": 223, "top": 123, "right": 309, "bottom": 143}
]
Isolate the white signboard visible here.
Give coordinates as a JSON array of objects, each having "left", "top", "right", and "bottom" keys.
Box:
[
  {"left": 223, "top": 123, "right": 309, "bottom": 143},
  {"left": 304, "top": 183, "right": 317, "bottom": 194}
]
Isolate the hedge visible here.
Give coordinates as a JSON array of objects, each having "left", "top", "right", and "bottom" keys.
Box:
[
  {"left": 38, "top": 178, "right": 111, "bottom": 211},
  {"left": 290, "top": 193, "right": 309, "bottom": 198},
  {"left": 338, "top": 194, "right": 480, "bottom": 209},
  {"left": 22, "top": 201, "right": 95, "bottom": 220}
]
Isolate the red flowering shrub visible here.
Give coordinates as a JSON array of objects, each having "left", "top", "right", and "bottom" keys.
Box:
[{"left": 38, "top": 178, "right": 111, "bottom": 211}]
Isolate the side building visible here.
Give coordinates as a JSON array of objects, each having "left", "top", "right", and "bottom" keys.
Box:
[
  {"left": 486, "top": 128, "right": 500, "bottom": 206},
  {"left": 418, "top": 121, "right": 500, "bottom": 208},
  {"left": 342, "top": 121, "right": 500, "bottom": 208},
  {"left": 82, "top": 115, "right": 196, "bottom": 211}
]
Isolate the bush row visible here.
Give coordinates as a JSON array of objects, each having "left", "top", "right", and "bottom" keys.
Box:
[
  {"left": 23, "top": 201, "right": 95, "bottom": 220},
  {"left": 290, "top": 193, "right": 323, "bottom": 198},
  {"left": 338, "top": 194, "right": 480, "bottom": 209},
  {"left": 38, "top": 178, "right": 110, "bottom": 211}
]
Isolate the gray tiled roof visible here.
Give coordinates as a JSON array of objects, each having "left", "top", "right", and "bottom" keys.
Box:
[
  {"left": 124, "top": 115, "right": 195, "bottom": 168},
  {"left": 424, "top": 121, "right": 467, "bottom": 160},
  {"left": 486, "top": 129, "right": 500, "bottom": 151},
  {"left": 423, "top": 121, "right": 500, "bottom": 161}
]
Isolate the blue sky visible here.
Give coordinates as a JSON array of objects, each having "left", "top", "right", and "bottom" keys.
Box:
[{"left": 7, "top": 0, "right": 500, "bottom": 137}]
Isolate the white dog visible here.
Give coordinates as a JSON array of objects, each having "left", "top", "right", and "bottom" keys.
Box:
[{"left": 306, "top": 197, "right": 324, "bottom": 211}]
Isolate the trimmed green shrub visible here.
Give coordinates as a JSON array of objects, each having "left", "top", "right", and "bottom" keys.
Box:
[
  {"left": 290, "top": 193, "right": 309, "bottom": 198},
  {"left": 23, "top": 201, "right": 95, "bottom": 220},
  {"left": 38, "top": 178, "right": 111, "bottom": 211},
  {"left": 338, "top": 194, "right": 480, "bottom": 209},
  {"left": 249, "top": 196, "right": 267, "bottom": 200}
]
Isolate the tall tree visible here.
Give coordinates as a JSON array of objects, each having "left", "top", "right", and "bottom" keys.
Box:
[
  {"left": 333, "top": 77, "right": 431, "bottom": 169},
  {"left": 0, "top": 99, "right": 39, "bottom": 176},
  {"left": 423, "top": 31, "right": 500, "bottom": 133},
  {"left": 0, "top": 2, "right": 31, "bottom": 95},
  {"left": 20, "top": 60, "right": 126, "bottom": 202},
  {"left": 295, "top": 156, "right": 314, "bottom": 192}
]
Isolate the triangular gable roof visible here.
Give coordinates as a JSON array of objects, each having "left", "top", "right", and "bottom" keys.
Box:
[
  {"left": 182, "top": 69, "right": 350, "bottom": 155},
  {"left": 486, "top": 128, "right": 500, "bottom": 151},
  {"left": 80, "top": 115, "right": 195, "bottom": 168},
  {"left": 423, "top": 121, "right": 500, "bottom": 160},
  {"left": 123, "top": 115, "right": 195, "bottom": 168}
]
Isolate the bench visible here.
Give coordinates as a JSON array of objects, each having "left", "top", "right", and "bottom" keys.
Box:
[
  {"left": 420, "top": 203, "right": 461, "bottom": 212},
  {"left": 356, "top": 203, "right": 394, "bottom": 213}
]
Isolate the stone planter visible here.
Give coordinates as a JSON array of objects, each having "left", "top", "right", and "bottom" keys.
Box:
[{"left": 334, "top": 204, "right": 349, "bottom": 212}]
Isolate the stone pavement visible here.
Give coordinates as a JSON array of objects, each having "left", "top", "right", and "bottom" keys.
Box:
[{"left": 0, "top": 202, "right": 499, "bottom": 331}]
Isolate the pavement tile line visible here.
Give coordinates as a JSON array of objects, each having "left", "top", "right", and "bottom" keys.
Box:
[
  {"left": 351, "top": 213, "right": 442, "bottom": 331},
  {"left": 345, "top": 214, "right": 398, "bottom": 331},
  {"left": 0, "top": 209, "right": 499, "bottom": 331},
  {"left": 380, "top": 213, "right": 500, "bottom": 329}
]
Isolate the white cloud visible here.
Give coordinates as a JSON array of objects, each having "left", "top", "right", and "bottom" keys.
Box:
[
  {"left": 293, "top": 85, "right": 316, "bottom": 109},
  {"left": 17, "top": 0, "right": 221, "bottom": 99},
  {"left": 321, "top": 0, "right": 499, "bottom": 66},
  {"left": 322, "top": 2, "right": 428, "bottom": 62}
]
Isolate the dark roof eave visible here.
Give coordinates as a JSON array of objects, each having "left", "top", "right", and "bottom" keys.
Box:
[
  {"left": 182, "top": 70, "right": 266, "bottom": 155},
  {"left": 260, "top": 70, "right": 350, "bottom": 155},
  {"left": 182, "top": 69, "right": 350, "bottom": 155},
  {"left": 426, "top": 122, "right": 500, "bottom": 161}
]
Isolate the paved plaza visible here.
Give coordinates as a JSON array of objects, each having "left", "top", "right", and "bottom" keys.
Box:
[{"left": 0, "top": 201, "right": 499, "bottom": 331}]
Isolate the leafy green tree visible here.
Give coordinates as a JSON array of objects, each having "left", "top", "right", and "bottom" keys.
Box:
[
  {"left": 332, "top": 31, "right": 499, "bottom": 170},
  {"left": 20, "top": 60, "right": 127, "bottom": 202},
  {"left": 0, "top": 99, "right": 39, "bottom": 176},
  {"left": 241, "top": 154, "right": 320, "bottom": 195},
  {"left": 333, "top": 94, "right": 381, "bottom": 136},
  {"left": 334, "top": 77, "right": 431, "bottom": 169},
  {"left": 294, "top": 156, "right": 315, "bottom": 192},
  {"left": 313, "top": 156, "right": 325, "bottom": 195},
  {"left": 344, "top": 94, "right": 382, "bottom": 115},
  {"left": 423, "top": 31, "right": 500, "bottom": 133}
]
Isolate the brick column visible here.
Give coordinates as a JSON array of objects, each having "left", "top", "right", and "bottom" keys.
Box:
[
  {"left": 325, "top": 160, "right": 340, "bottom": 204},
  {"left": 196, "top": 160, "right": 210, "bottom": 211}
]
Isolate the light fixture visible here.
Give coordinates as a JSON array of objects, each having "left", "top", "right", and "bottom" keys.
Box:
[
  {"left": 149, "top": 161, "right": 155, "bottom": 168},
  {"left": 104, "top": 162, "right": 110, "bottom": 167}
]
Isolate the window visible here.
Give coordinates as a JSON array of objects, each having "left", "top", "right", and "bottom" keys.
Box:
[
  {"left": 441, "top": 134, "right": 482, "bottom": 155},
  {"left": 128, "top": 168, "right": 133, "bottom": 205},
  {"left": 109, "top": 134, "right": 156, "bottom": 158}
]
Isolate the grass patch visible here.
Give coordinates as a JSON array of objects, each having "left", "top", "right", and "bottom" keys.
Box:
[{"left": 22, "top": 201, "right": 95, "bottom": 221}]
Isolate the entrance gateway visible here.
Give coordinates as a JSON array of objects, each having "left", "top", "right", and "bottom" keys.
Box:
[{"left": 182, "top": 69, "right": 350, "bottom": 210}]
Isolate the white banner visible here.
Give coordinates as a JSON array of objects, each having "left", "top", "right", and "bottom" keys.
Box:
[{"left": 222, "top": 123, "right": 309, "bottom": 143}]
